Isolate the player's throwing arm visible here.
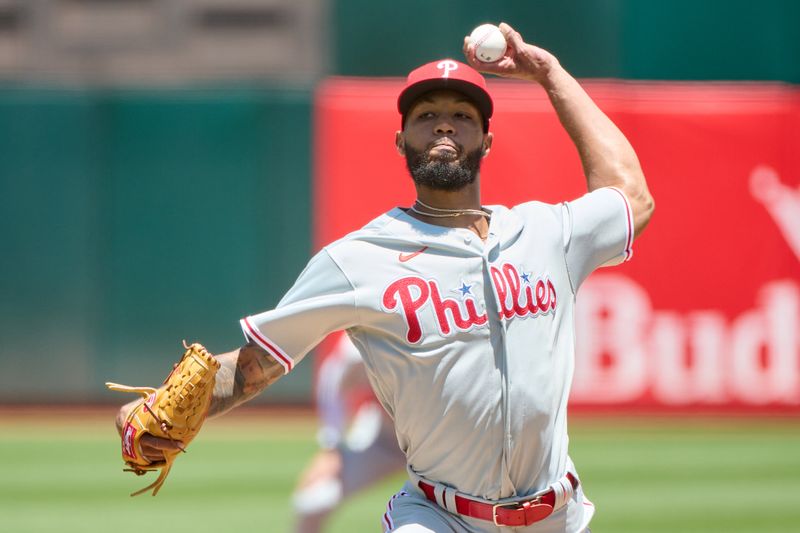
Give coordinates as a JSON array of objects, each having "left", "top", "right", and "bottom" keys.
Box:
[{"left": 463, "top": 22, "right": 654, "bottom": 236}]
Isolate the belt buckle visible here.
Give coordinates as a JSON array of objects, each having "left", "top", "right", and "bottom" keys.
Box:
[{"left": 491, "top": 496, "right": 542, "bottom": 527}]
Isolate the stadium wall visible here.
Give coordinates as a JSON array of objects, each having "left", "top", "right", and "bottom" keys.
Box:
[
  {"left": 0, "top": 86, "right": 314, "bottom": 402},
  {"left": 2, "top": 1, "right": 799, "bottom": 405}
]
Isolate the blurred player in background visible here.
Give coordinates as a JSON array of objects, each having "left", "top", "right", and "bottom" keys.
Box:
[{"left": 292, "top": 333, "right": 405, "bottom": 533}]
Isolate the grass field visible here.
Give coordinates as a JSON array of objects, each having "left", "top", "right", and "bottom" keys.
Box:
[{"left": 1, "top": 408, "right": 798, "bottom": 533}]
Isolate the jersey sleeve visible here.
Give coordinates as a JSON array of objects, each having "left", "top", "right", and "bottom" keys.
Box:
[
  {"left": 240, "top": 248, "right": 358, "bottom": 374},
  {"left": 562, "top": 186, "right": 634, "bottom": 289}
]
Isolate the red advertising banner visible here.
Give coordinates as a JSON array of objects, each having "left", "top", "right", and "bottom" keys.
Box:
[{"left": 314, "top": 78, "right": 800, "bottom": 411}]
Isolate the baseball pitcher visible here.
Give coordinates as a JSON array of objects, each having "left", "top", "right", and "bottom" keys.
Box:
[{"left": 111, "top": 22, "right": 654, "bottom": 532}]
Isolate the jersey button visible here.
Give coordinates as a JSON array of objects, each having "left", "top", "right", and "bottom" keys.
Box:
[{"left": 464, "top": 235, "right": 472, "bottom": 244}]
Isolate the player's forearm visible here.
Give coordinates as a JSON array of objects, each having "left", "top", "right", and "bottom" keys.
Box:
[
  {"left": 208, "top": 343, "right": 285, "bottom": 418},
  {"left": 540, "top": 65, "right": 654, "bottom": 236}
]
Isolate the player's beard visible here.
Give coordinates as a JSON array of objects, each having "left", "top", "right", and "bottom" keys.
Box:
[{"left": 404, "top": 144, "right": 482, "bottom": 191}]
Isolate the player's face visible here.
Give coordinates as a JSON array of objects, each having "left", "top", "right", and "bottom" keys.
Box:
[{"left": 397, "top": 90, "right": 493, "bottom": 191}]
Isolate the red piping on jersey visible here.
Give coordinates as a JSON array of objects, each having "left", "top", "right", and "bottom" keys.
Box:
[
  {"left": 608, "top": 187, "right": 634, "bottom": 261},
  {"left": 242, "top": 317, "right": 294, "bottom": 373}
]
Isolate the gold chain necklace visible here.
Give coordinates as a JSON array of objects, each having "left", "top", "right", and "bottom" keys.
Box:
[{"left": 410, "top": 199, "right": 490, "bottom": 218}]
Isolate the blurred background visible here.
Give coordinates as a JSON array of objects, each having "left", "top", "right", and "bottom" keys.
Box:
[
  {"left": 0, "top": 1, "right": 799, "bottom": 532},
  {"left": 2, "top": 0, "right": 798, "bottom": 403}
]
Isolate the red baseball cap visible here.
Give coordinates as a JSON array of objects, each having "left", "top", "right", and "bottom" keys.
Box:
[{"left": 397, "top": 59, "right": 493, "bottom": 132}]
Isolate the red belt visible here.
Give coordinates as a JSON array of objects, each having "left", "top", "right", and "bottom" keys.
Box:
[{"left": 418, "top": 473, "right": 579, "bottom": 528}]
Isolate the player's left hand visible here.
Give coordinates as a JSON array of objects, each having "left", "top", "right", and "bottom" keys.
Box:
[
  {"left": 115, "top": 401, "right": 185, "bottom": 462},
  {"left": 463, "top": 22, "right": 560, "bottom": 84}
]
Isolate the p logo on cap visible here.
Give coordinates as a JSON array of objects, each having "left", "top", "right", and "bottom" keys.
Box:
[{"left": 437, "top": 60, "right": 459, "bottom": 78}]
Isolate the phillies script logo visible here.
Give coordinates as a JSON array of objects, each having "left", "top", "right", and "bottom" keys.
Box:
[{"left": 382, "top": 263, "right": 557, "bottom": 343}]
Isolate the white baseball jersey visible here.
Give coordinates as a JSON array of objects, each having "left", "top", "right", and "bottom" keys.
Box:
[{"left": 242, "top": 186, "right": 633, "bottom": 501}]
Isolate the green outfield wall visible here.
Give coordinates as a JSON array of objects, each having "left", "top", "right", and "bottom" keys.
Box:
[{"left": 0, "top": 87, "right": 313, "bottom": 402}]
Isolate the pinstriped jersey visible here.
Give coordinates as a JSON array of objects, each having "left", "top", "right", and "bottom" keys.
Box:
[{"left": 241, "top": 186, "right": 633, "bottom": 500}]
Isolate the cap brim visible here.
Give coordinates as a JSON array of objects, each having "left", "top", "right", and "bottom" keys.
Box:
[{"left": 397, "top": 78, "right": 493, "bottom": 121}]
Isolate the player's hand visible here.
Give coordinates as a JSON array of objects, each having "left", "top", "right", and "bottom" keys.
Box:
[
  {"left": 115, "top": 400, "right": 185, "bottom": 463},
  {"left": 138, "top": 434, "right": 185, "bottom": 463},
  {"left": 295, "top": 449, "right": 343, "bottom": 491},
  {"left": 463, "top": 22, "right": 560, "bottom": 84}
]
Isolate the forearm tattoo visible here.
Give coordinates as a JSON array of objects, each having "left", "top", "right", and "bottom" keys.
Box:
[{"left": 208, "top": 343, "right": 285, "bottom": 418}]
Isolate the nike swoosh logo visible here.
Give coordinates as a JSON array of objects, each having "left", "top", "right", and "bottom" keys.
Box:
[{"left": 399, "top": 246, "right": 429, "bottom": 263}]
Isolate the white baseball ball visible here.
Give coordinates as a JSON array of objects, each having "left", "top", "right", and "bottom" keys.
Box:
[{"left": 469, "top": 24, "right": 507, "bottom": 63}]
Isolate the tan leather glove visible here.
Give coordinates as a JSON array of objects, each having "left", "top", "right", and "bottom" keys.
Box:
[{"left": 106, "top": 342, "right": 220, "bottom": 496}]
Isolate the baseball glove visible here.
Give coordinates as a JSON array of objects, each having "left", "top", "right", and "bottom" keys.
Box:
[{"left": 106, "top": 341, "right": 220, "bottom": 496}]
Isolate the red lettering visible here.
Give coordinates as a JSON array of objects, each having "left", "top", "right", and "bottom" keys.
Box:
[
  {"left": 429, "top": 281, "right": 487, "bottom": 334},
  {"left": 384, "top": 268, "right": 552, "bottom": 342},
  {"left": 382, "top": 277, "right": 430, "bottom": 343},
  {"left": 488, "top": 263, "right": 557, "bottom": 321},
  {"left": 535, "top": 279, "right": 550, "bottom": 312},
  {"left": 503, "top": 264, "right": 529, "bottom": 317},
  {"left": 383, "top": 276, "right": 490, "bottom": 342},
  {"left": 429, "top": 281, "right": 463, "bottom": 333},
  {"left": 464, "top": 298, "right": 488, "bottom": 326},
  {"left": 525, "top": 284, "right": 540, "bottom": 314},
  {"left": 491, "top": 266, "right": 514, "bottom": 319}
]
